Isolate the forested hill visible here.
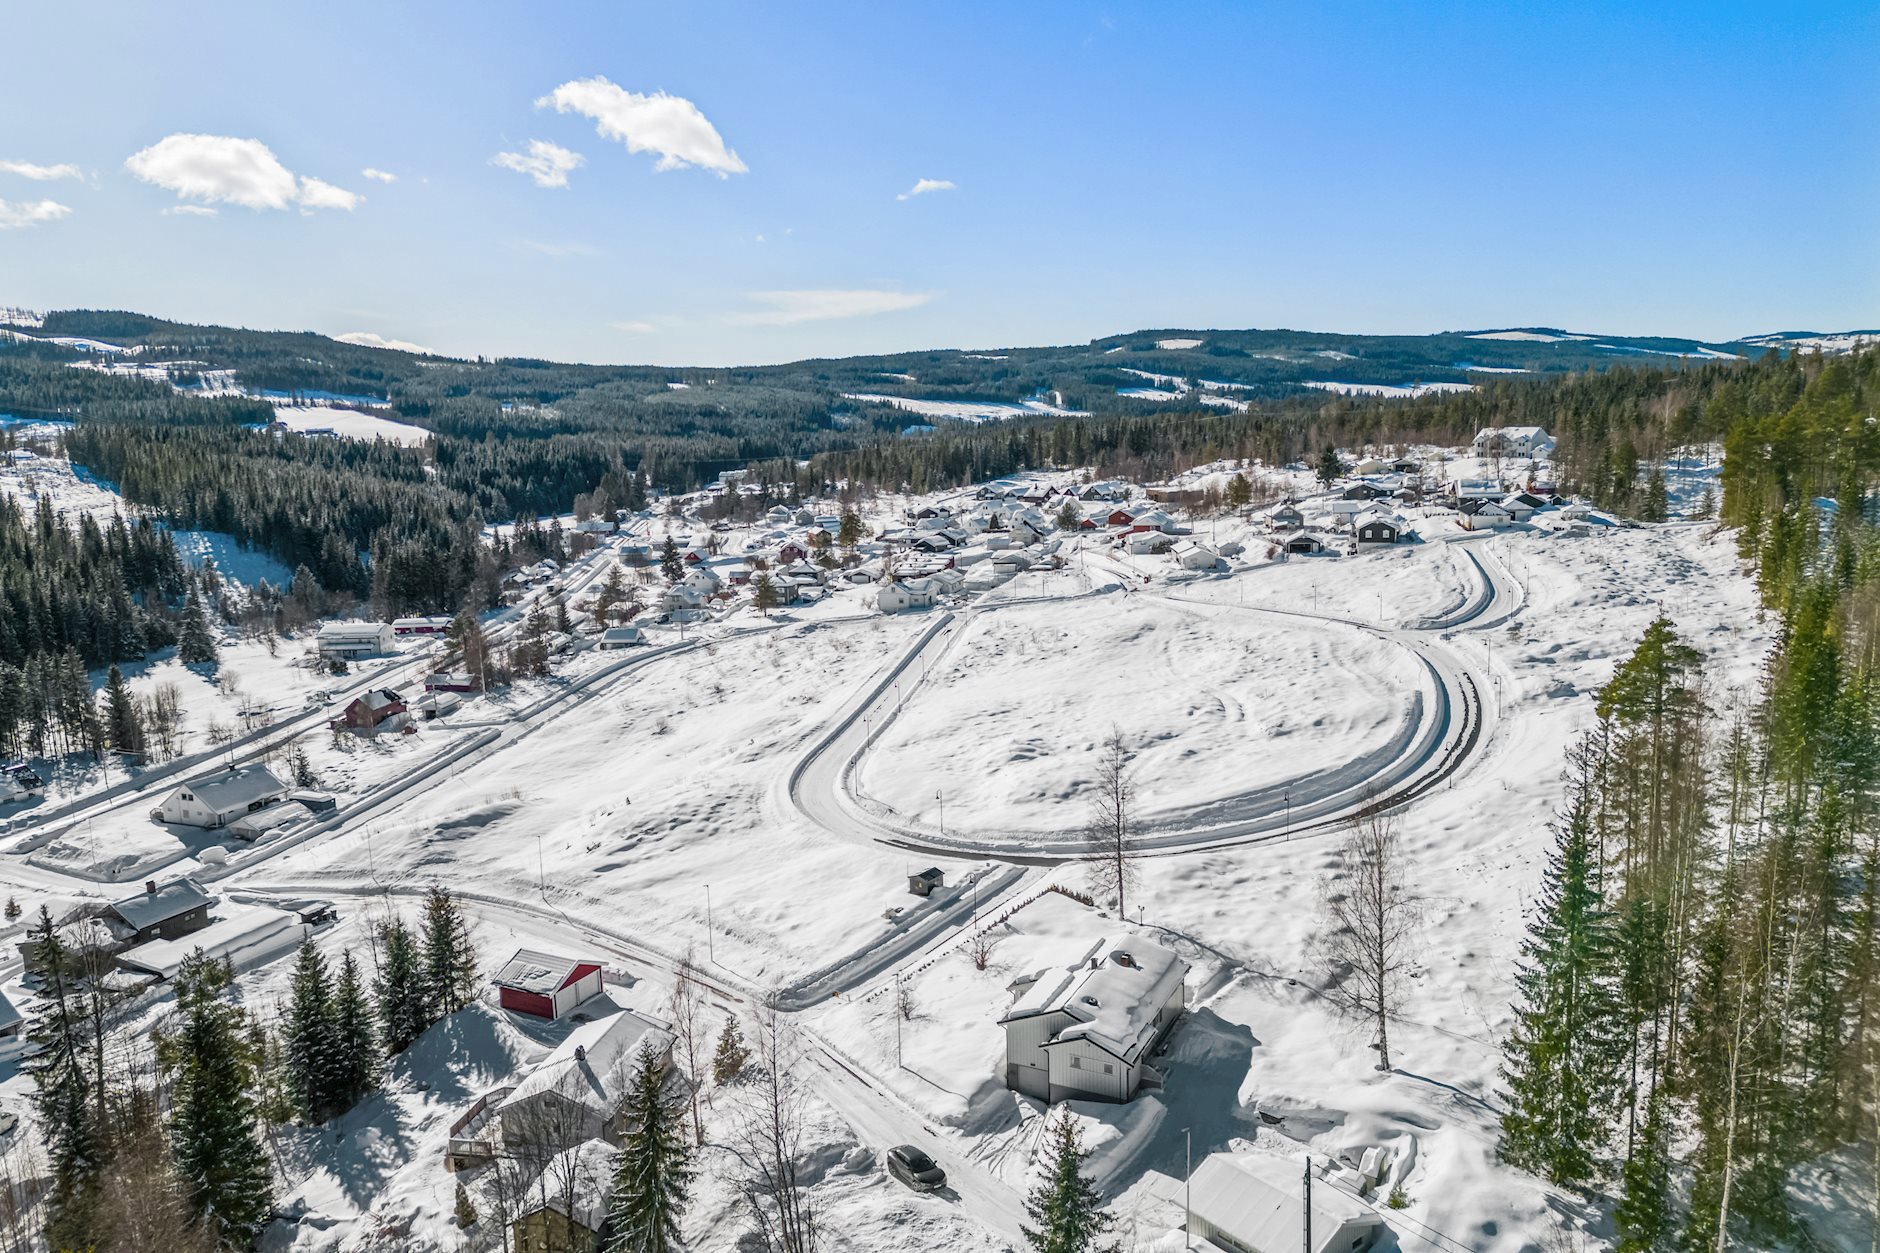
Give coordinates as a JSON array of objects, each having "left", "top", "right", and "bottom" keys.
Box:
[{"left": 2, "top": 305, "right": 1873, "bottom": 622}]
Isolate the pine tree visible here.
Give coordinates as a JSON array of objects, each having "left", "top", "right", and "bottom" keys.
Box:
[
  {"left": 605, "top": 1041, "right": 695, "bottom": 1253},
  {"left": 27, "top": 908, "right": 101, "bottom": 1251},
  {"left": 330, "top": 951, "right": 380, "bottom": 1113},
  {"left": 454, "top": 1180, "right": 478, "bottom": 1229},
  {"left": 375, "top": 916, "right": 430, "bottom": 1054},
  {"left": 164, "top": 952, "right": 273, "bottom": 1245},
  {"left": 1499, "top": 768, "right": 1626, "bottom": 1187},
  {"left": 1316, "top": 445, "right": 1343, "bottom": 486},
  {"left": 751, "top": 572, "right": 781, "bottom": 618},
  {"left": 283, "top": 938, "right": 340, "bottom": 1122},
  {"left": 1226, "top": 472, "right": 1253, "bottom": 512},
  {"left": 712, "top": 1018, "right": 749, "bottom": 1085},
  {"left": 1614, "top": 1087, "right": 1673, "bottom": 1252},
  {"left": 101, "top": 663, "right": 145, "bottom": 759},
  {"left": 661, "top": 537, "right": 684, "bottom": 583},
  {"left": 1641, "top": 466, "right": 1669, "bottom": 522},
  {"left": 176, "top": 582, "right": 219, "bottom": 666},
  {"left": 837, "top": 507, "right": 864, "bottom": 548},
  {"left": 1022, "top": 1113, "right": 1115, "bottom": 1253},
  {"left": 420, "top": 887, "right": 478, "bottom": 1017}
]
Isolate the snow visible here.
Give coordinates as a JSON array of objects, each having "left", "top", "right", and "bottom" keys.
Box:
[
  {"left": 1303, "top": 380, "right": 1475, "bottom": 398},
  {"left": 1738, "top": 330, "right": 1880, "bottom": 355},
  {"left": 844, "top": 393, "right": 1090, "bottom": 423},
  {"left": 1462, "top": 329, "right": 1592, "bottom": 343},
  {"left": 116, "top": 901, "right": 305, "bottom": 980},
  {"left": 1156, "top": 338, "right": 1204, "bottom": 350},
  {"left": 270, "top": 404, "right": 431, "bottom": 446},
  {"left": 1456, "top": 363, "right": 1531, "bottom": 374}
]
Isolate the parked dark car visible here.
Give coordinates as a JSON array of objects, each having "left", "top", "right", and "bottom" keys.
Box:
[{"left": 886, "top": 1144, "right": 946, "bottom": 1192}]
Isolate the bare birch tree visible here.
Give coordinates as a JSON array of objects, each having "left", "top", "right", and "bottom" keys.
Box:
[
  {"left": 1085, "top": 728, "right": 1139, "bottom": 919},
  {"left": 669, "top": 947, "right": 708, "bottom": 1146},
  {"left": 732, "top": 998, "right": 817, "bottom": 1253},
  {"left": 1313, "top": 802, "right": 1420, "bottom": 1071}
]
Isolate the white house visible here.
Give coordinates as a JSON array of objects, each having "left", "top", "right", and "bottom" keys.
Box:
[
  {"left": 1177, "top": 542, "right": 1225, "bottom": 571},
  {"left": 498, "top": 1010, "right": 673, "bottom": 1150},
  {"left": 1472, "top": 425, "right": 1555, "bottom": 459},
  {"left": 1186, "top": 1152, "right": 1388, "bottom": 1253},
  {"left": 151, "top": 763, "right": 290, "bottom": 829},
  {"left": 1460, "top": 501, "right": 1515, "bottom": 531},
  {"left": 877, "top": 580, "right": 937, "bottom": 613},
  {"left": 999, "top": 936, "right": 1187, "bottom": 1104},
  {"left": 596, "top": 626, "right": 645, "bottom": 649},
  {"left": 1452, "top": 478, "right": 1504, "bottom": 501},
  {"left": 1126, "top": 532, "right": 1175, "bottom": 556},
  {"left": 315, "top": 621, "right": 396, "bottom": 658}
]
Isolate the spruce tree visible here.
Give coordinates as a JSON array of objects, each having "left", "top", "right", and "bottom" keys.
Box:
[
  {"left": 751, "top": 572, "right": 781, "bottom": 618},
  {"left": 1022, "top": 1113, "right": 1114, "bottom": 1253},
  {"left": 1614, "top": 1087, "right": 1672, "bottom": 1252},
  {"left": 1641, "top": 465, "right": 1669, "bottom": 522},
  {"left": 164, "top": 952, "right": 273, "bottom": 1245},
  {"left": 330, "top": 951, "right": 380, "bottom": 1113},
  {"left": 420, "top": 887, "right": 479, "bottom": 1017},
  {"left": 1498, "top": 775, "right": 1625, "bottom": 1187},
  {"left": 837, "top": 507, "right": 863, "bottom": 548},
  {"left": 283, "top": 939, "right": 339, "bottom": 1121},
  {"left": 375, "top": 917, "right": 430, "bottom": 1054},
  {"left": 27, "top": 908, "right": 101, "bottom": 1251},
  {"left": 1316, "top": 445, "right": 1343, "bottom": 486},
  {"left": 712, "top": 1018, "right": 749, "bottom": 1085},
  {"left": 176, "top": 582, "right": 219, "bottom": 666},
  {"left": 605, "top": 1041, "right": 694, "bottom": 1253},
  {"left": 660, "top": 537, "right": 684, "bottom": 583},
  {"left": 101, "top": 663, "right": 144, "bottom": 759}
]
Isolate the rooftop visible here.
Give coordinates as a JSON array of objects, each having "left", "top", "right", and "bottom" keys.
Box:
[
  {"left": 1188, "top": 1152, "right": 1386, "bottom": 1253},
  {"left": 176, "top": 763, "right": 288, "bottom": 813},
  {"left": 500, "top": 1010, "right": 671, "bottom": 1119},
  {"left": 109, "top": 877, "right": 213, "bottom": 932},
  {"left": 1001, "top": 935, "right": 1187, "bottom": 1062},
  {"left": 495, "top": 948, "right": 589, "bottom": 996}
]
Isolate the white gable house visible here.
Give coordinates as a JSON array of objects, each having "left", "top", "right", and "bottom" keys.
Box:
[
  {"left": 999, "top": 936, "right": 1187, "bottom": 1104},
  {"left": 151, "top": 764, "right": 290, "bottom": 829},
  {"left": 498, "top": 1010, "right": 673, "bottom": 1150},
  {"left": 315, "top": 621, "right": 396, "bottom": 658},
  {"left": 1187, "top": 1152, "right": 1389, "bottom": 1253},
  {"left": 1472, "top": 426, "right": 1555, "bottom": 459}
]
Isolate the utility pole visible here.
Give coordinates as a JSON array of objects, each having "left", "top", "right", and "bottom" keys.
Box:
[
  {"left": 894, "top": 975, "right": 903, "bottom": 1067},
  {"left": 1303, "top": 1156, "right": 1312, "bottom": 1253},
  {"left": 705, "top": 883, "right": 714, "bottom": 963},
  {"left": 1184, "top": 1127, "right": 1193, "bottom": 1250}
]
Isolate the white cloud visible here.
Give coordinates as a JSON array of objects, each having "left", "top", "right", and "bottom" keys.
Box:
[
  {"left": 492, "top": 140, "right": 585, "bottom": 189},
  {"left": 729, "top": 289, "right": 931, "bottom": 326},
  {"left": 537, "top": 76, "right": 746, "bottom": 176},
  {"left": 336, "top": 331, "right": 435, "bottom": 355},
  {"left": 0, "top": 160, "right": 82, "bottom": 182},
  {"left": 296, "top": 176, "right": 363, "bottom": 212},
  {"left": 123, "top": 134, "right": 360, "bottom": 212},
  {"left": 0, "top": 198, "right": 72, "bottom": 229},
  {"left": 610, "top": 320, "right": 657, "bottom": 334},
  {"left": 520, "top": 238, "right": 600, "bottom": 258},
  {"left": 361, "top": 168, "right": 397, "bottom": 183},
  {"left": 897, "top": 177, "right": 955, "bottom": 200},
  {"left": 162, "top": 205, "right": 219, "bottom": 217}
]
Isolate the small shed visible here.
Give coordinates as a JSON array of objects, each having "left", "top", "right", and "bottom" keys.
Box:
[
  {"left": 1285, "top": 534, "right": 1326, "bottom": 555},
  {"left": 495, "top": 949, "right": 604, "bottom": 1020},
  {"left": 1186, "top": 1152, "right": 1387, "bottom": 1253},
  {"left": 908, "top": 867, "right": 945, "bottom": 897},
  {"left": 597, "top": 626, "right": 646, "bottom": 650},
  {"left": 413, "top": 691, "right": 463, "bottom": 720}
]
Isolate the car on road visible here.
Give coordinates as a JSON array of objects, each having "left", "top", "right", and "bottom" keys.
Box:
[{"left": 886, "top": 1144, "right": 946, "bottom": 1192}]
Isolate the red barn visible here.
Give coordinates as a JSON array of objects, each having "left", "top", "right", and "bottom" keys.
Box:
[{"left": 495, "top": 949, "right": 603, "bottom": 1020}]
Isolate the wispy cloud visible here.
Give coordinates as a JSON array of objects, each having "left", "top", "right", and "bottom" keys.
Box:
[
  {"left": 493, "top": 140, "right": 585, "bottom": 189},
  {"left": 520, "top": 239, "right": 600, "bottom": 258},
  {"left": 336, "top": 330, "right": 435, "bottom": 355},
  {"left": 0, "top": 199, "right": 72, "bottom": 229},
  {"left": 537, "top": 76, "right": 746, "bottom": 176},
  {"left": 610, "top": 320, "right": 657, "bottom": 334},
  {"left": 897, "top": 177, "right": 955, "bottom": 201},
  {"left": 360, "top": 167, "right": 397, "bottom": 183},
  {"left": 0, "top": 160, "right": 82, "bottom": 182},
  {"left": 162, "top": 205, "right": 219, "bottom": 218},
  {"left": 124, "top": 134, "right": 360, "bottom": 212},
  {"left": 729, "top": 289, "right": 931, "bottom": 326}
]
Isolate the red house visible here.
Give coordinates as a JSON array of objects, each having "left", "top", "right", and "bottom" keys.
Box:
[
  {"left": 778, "top": 541, "right": 810, "bottom": 565},
  {"left": 330, "top": 688, "right": 406, "bottom": 735},
  {"left": 1106, "top": 507, "right": 1139, "bottom": 527},
  {"left": 495, "top": 949, "right": 604, "bottom": 1020}
]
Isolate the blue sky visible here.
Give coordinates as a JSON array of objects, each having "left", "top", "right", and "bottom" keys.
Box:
[{"left": 1, "top": 0, "right": 1874, "bottom": 365}]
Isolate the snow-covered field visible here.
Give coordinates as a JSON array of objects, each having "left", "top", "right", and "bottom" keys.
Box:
[
  {"left": 0, "top": 435, "right": 1799, "bottom": 1251},
  {"left": 1303, "top": 380, "right": 1476, "bottom": 398},
  {"left": 844, "top": 392, "right": 1090, "bottom": 422},
  {"left": 271, "top": 404, "right": 432, "bottom": 446}
]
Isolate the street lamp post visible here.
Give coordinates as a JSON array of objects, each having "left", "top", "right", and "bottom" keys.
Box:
[{"left": 705, "top": 883, "right": 714, "bottom": 963}]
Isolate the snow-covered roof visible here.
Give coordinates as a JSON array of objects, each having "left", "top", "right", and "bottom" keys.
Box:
[
  {"left": 316, "top": 620, "right": 392, "bottom": 640},
  {"left": 116, "top": 905, "right": 302, "bottom": 981},
  {"left": 0, "top": 991, "right": 20, "bottom": 1034},
  {"left": 109, "top": 877, "right": 213, "bottom": 932},
  {"left": 1001, "top": 936, "right": 1187, "bottom": 1063},
  {"left": 500, "top": 1010, "right": 671, "bottom": 1120},
  {"left": 174, "top": 763, "right": 289, "bottom": 814},
  {"left": 599, "top": 626, "right": 642, "bottom": 643},
  {"left": 495, "top": 949, "right": 589, "bottom": 995},
  {"left": 1188, "top": 1153, "right": 1386, "bottom": 1253}
]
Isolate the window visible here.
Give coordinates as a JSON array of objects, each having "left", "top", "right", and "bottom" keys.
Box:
[
  {"left": 1069, "top": 1056, "right": 1082, "bottom": 1070},
  {"left": 1102, "top": 1063, "right": 1114, "bottom": 1075}
]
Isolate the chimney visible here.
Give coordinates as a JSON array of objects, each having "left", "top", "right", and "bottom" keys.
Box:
[
  {"left": 145, "top": 880, "right": 157, "bottom": 895},
  {"left": 573, "top": 1045, "right": 587, "bottom": 1062}
]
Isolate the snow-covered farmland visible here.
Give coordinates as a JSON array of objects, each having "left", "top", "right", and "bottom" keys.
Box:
[{"left": 270, "top": 404, "right": 432, "bottom": 446}]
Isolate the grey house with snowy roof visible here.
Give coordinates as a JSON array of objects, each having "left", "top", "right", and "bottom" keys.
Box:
[
  {"left": 150, "top": 763, "right": 290, "bottom": 829},
  {"left": 999, "top": 936, "right": 1188, "bottom": 1104}
]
